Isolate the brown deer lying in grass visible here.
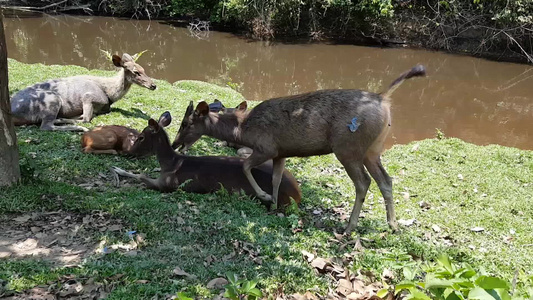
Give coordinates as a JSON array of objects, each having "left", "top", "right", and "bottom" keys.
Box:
[
  {"left": 80, "top": 102, "right": 227, "bottom": 156},
  {"left": 10, "top": 53, "right": 156, "bottom": 131},
  {"left": 110, "top": 112, "right": 301, "bottom": 208},
  {"left": 81, "top": 112, "right": 171, "bottom": 156},
  {"left": 172, "top": 65, "right": 426, "bottom": 233}
]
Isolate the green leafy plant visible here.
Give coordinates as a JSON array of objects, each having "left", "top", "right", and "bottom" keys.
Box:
[
  {"left": 224, "top": 272, "right": 262, "bottom": 300},
  {"left": 175, "top": 292, "right": 193, "bottom": 300},
  {"left": 378, "top": 254, "right": 517, "bottom": 300}
]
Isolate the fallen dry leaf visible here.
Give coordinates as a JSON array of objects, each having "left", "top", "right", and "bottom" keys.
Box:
[
  {"left": 172, "top": 267, "right": 196, "bottom": 280},
  {"left": 398, "top": 219, "right": 416, "bottom": 227},
  {"left": 301, "top": 250, "right": 315, "bottom": 263},
  {"left": 381, "top": 268, "right": 394, "bottom": 282},
  {"left": 13, "top": 215, "right": 31, "bottom": 223},
  {"left": 107, "top": 224, "right": 123, "bottom": 232},
  {"left": 336, "top": 279, "right": 353, "bottom": 296},
  {"left": 207, "top": 278, "right": 228, "bottom": 289},
  {"left": 470, "top": 227, "right": 484, "bottom": 232},
  {"left": 310, "top": 257, "right": 331, "bottom": 272}
]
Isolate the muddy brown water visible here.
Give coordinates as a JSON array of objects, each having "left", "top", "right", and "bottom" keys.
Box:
[{"left": 4, "top": 14, "right": 532, "bottom": 150}]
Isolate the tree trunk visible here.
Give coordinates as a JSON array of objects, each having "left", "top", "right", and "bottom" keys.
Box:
[{"left": 0, "top": 12, "right": 20, "bottom": 186}]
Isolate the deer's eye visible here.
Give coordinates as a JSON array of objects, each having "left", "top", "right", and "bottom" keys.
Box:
[
  {"left": 138, "top": 136, "right": 145, "bottom": 141},
  {"left": 134, "top": 71, "right": 141, "bottom": 76}
]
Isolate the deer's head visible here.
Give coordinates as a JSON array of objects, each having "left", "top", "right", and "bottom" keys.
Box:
[
  {"left": 112, "top": 53, "right": 157, "bottom": 90},
  {"left": 172, "top": 100, "right": 247, "bottom": 152},
  {"left": 130, "top": 111, "right": 172, "bottom": 157}
]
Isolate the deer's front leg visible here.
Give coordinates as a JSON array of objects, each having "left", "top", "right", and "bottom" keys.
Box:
[
  {"left": 81, "top": 94, "right": 96, "bottom": 123},
  {"left": 138, "top": 175, "right": 164, "bottom": 191},
  {"left": 111, "top": 166, "right": 164, "bottom": 192},
  {"left": 243, "top": 151, "right": 272, "bottom": 202}
]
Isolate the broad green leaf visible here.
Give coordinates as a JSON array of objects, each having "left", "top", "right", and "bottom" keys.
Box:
[
  {"left": 493, "top": 288, "right": 511, "bottom": 300},
  {"left": 226, "top": 272, "right": 238, "bottom": 285},
  {"left": 455, "top": 266, "right": 477, "bottom": 279},
  {"left": 223, "top": 285, "right": 239, "bottom": 300},
  {"left": 426, "top": 276, "right": 455, "bottom": 289},
  {"left": 408, "top": 288, "right": 432, "bottom": 300},
  {"left": 242, "top": 280, "right": 252, "bottom": 293},
  {"left": 475, "top": 276, "right": 511, "bottom": 290},
  {"left": 377, "top": 288, "right": 389, "bottom": 298},
  {"left": 443, "top": 288, "right": 465, "bottom": 300},
  {"left": 248, "top": 288, "right": 262, "bottom": 297},
  {"left": 249, "top": 278, "right": 259, "bottom": 289},
  {"left": 437, "top": 255, "right": 455, "bottom": 275},
  {"left": 404, "top": 267, "right": 416, "bottom": 281},
  {"left": 396, "top": 281, "right": 418, "bottom": 292},
  {"left": 468, "top": 287, "right": 498, "bottom": 300},
  {"left": 176, "top": 292, "right": 193, "bottom": 300}
]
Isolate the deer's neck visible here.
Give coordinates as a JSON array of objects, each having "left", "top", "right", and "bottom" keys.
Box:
[
  {"left": 155, "top": 132, "right": 180, "bottom": 172},
  {"left": 96, "top": 69, "right": 133, "bottom": 103},
  {"left": 205, "top": 113, "right": 245, "bottom": 144}
]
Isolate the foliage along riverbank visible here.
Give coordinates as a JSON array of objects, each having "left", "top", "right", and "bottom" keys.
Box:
[
  {"left": 4, "top": 0, "right": 533, "bottom": 64},
  {"left": 0, "top": 59, "right": 532, "bottom": 299}
]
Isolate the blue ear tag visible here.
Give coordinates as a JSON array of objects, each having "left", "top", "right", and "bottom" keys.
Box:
[{"left": 348, "top": 117, "right": 359, "bottom": 132}]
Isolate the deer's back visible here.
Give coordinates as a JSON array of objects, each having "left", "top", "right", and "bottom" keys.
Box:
[
  {"left": 11, "top": 77, "right": 108, "bottom": 119},
  {"left": 243, "top": 89, "right": 389, "bottom": 157},
  {"left": 175, "top": 155, "right": 301, "bottom": 207}
]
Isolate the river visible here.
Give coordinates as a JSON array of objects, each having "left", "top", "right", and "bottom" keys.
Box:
[{"left": 3, "top": 13, "right": 532, "bottom": 150}]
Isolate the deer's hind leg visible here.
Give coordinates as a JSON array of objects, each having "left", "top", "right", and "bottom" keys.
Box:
[
  {"left": 364, "top": 154, "right": 397, "bottom": 231},
  {"left": 271, "top": 157, "right": 286, "bottom": 210},
  {"left": 335, "top": 151, "right": 371, "bottom": 235},
  {"left": 40, "top": 98, "right": 88, "bottom": 131}
]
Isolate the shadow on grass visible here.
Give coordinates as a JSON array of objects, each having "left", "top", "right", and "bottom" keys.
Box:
[{"left": 111, "top": 107, "right": 151, "bottom": 120}]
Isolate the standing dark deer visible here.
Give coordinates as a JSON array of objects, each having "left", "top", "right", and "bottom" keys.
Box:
[
  {"left": 10, "top": 53, "right": 156, "bottom": 131},
  {"left": 172, "top": 65, "right": 426, "bottom": 233},
  {"left": 110, "top": 112, "right": 301, "bottom": 208}
]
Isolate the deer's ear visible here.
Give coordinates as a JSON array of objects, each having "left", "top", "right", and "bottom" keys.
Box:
[
  {"left": 158, "top": 111, "right": 172, "bottom": 128},
  {"left": 148, "top": 118, "right": 160, "bottom": 132},
  {"left": 184, "top": 101, "right": 194, "bottom": 118},
  {"left": 112, "top": 55, "right": 123, "bottom": 67},
  {"left": 195, "top": 101, "right": 210, "bottom": 116},
  {"left": 122, "top": 53, "right": 134, "bottom": 63},
  {"left": 236, "top": 101, "right": 247, "bottom": 111}
]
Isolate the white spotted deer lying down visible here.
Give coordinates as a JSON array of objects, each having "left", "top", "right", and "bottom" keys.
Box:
[
  {"left": 172, "top": 65, "right": 427, "bottom": 233},
  {"left": 10, "top": 53, "right": 156, "bottom": 131}
]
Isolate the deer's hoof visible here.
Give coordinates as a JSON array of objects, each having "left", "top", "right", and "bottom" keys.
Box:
[{"left": 258, "top": 192, "right": 272, "bottom": 202}]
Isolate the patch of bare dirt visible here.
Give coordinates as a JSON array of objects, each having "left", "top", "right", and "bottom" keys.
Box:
[{"left": 0, "top": 210, "right": 127, "bottom": 266}]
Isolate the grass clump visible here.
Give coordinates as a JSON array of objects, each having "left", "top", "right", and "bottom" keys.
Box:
[{"left": 1, "top": 59, "right": 532, "bottom": 299}]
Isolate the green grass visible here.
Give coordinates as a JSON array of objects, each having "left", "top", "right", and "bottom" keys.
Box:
[{"left": 1, "top": 59, "right": 532, "bottom": 298}]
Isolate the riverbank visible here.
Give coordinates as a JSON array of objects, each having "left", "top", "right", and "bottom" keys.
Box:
[
  {"left": 3, "top": 0, "right": 533, "bottom": 64},
  {"left": 1, "top": 60, "right": 532, "bottom": 299}
]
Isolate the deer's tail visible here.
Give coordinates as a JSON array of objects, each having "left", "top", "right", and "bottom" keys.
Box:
[{"left": 381, "top": 65, "right": 426, "bottom": 101}]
